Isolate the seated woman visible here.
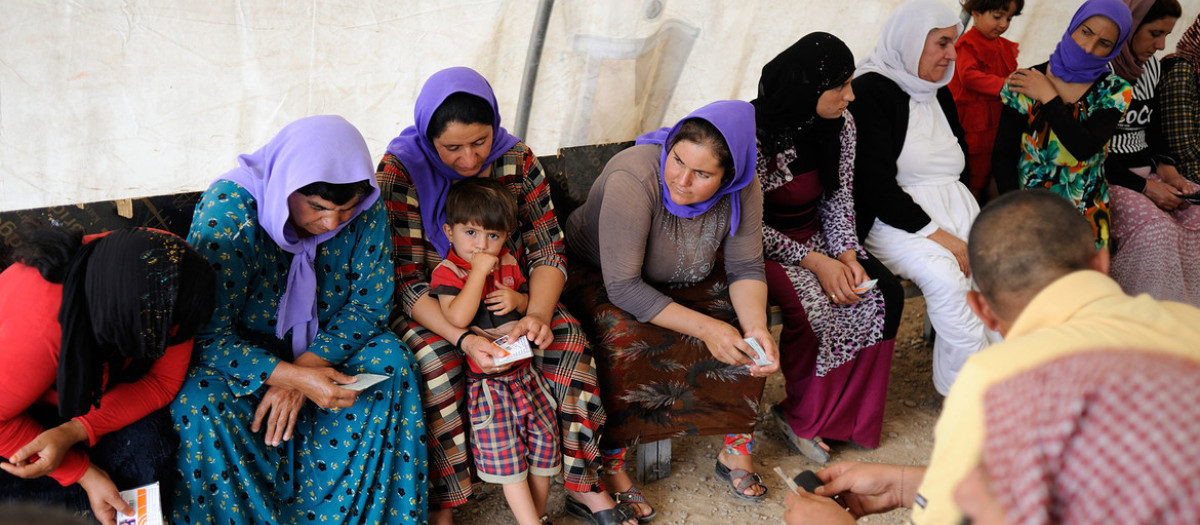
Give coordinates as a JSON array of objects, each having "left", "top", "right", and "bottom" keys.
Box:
[
  {"left": 753, "top": 33, "right": 904, "bottom": 464},
  {"left": 564, "top": 100, "right": 779, "bottom": 512},
  {"left": 1162, "top": 14, "right": 1200, "bottom": 185},
  {"left": 992, "top": 0, "right": 1134, "bottom": 249},
  {"left": 850, "top": 0, "right": 999, "bottom": 395},
  {"left": 0, "top": 225, "right": 214, "bottom": 525},
  {"left": 168, "top": 115, "right": 427, "bottom": 524},
  {"left": 375, "top": 67, "right": 627, "bottom": 525},
  {"left": 1105, "top": 0, "right": 1200, "bottom": 306}
]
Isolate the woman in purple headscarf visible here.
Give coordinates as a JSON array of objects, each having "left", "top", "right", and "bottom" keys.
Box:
[
  {"left": 169, "top": 115, "right": 428, "bottom": 524},
  {"left": 375, "top": 67, "right": 624, "bottom": 525},
  {"left": 992, "top": 0, "right": 1135, "bottom": 248},
  {"left": 564, "top": 100, "right": 779, "bottom": 514}
]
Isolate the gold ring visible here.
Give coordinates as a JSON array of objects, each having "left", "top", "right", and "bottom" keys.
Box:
[{"left": 831, "top": 294, "right": 838, "bottom": 301}]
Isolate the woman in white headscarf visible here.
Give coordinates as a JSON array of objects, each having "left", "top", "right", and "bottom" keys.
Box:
[{"left": 848, "top": 0, "right": 999, "bottom": 395}]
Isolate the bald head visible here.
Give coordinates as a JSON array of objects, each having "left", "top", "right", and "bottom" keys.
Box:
[{"left": 968, "top": 190, "right": 1099, "bottom": 320}]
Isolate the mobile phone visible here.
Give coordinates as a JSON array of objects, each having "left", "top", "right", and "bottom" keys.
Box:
[{"left": 793, "top": 470, "right": 823, "bottom": 493}]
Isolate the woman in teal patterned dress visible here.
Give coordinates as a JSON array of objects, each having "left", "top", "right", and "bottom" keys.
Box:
[
  {"left": 992, "top": 0, "right": 1134, "bottom": 247},
  {"left": 168, "top": 115, "right": 427, "bottom": 524}
]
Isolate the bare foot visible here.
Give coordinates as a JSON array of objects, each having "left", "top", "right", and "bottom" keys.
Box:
[
  {"left": 716, "top": 450, "right": 767, "bottom": 498},
  {"left": 569, "top": 489, "right": 637, "bottom": 525},
  {"left": 601, "top": 469, "right": 654, "bottom": 519}
]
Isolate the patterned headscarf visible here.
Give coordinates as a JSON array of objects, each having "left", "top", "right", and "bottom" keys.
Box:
[
  {"left": 1167, "top": 14, "right": 1200, "bottom": 83},
  {"left": 384, "top": 67, "right": 521, "bottom": 258},
  {"left": 1049, "top": 0, "right": 1134, "bottom": 83},
  {"left": 220, "top": 115, "right": 379, "bottom": 357},
  {"left": 58, "top": 228, "right": 215, "bottom": 417},
  {"left": 1112, "top": 0, "right": 1158, "bottom": 81},
  {"left": 856, "top": 0, "right": 961, "bottom": 103},
  {"left": 753, "top": 32, "right": 855, "bottom": 195},
  {"left": 979, "top": 351, "right": 1200, "bottom": 524},
  {"left": 635, "top": 100, "right": 757, "bottom": 235}
]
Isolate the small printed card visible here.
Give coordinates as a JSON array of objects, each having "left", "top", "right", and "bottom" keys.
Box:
[
  {"left": 338, "top": 373, "right": 390, "bottom": 392},
  {"left": 853, "top": 279, "right": 878, "bottom": 295},
  {"left": 745, "top": 337, "right": 773, "bottom": 366},
  {"left": 492, "top": 335, "right": 533, "bottom": 366},
  {"left": 117, "top": 482, "right": 163, "bottom": 525}
]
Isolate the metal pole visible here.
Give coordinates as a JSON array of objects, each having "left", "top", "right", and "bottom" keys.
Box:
[{"left": 513, "top": 0, "right": 555, "bottom": 139}]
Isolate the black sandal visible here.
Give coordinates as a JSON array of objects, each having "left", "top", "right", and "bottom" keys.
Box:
[
  {"left": 714, "top": 460, "right": 769, "bottom": 502},
  {"left": 612, "top": 485, "right": 657, "bottom": 522},
  {"left": 565, "top": 496, "right": 639, "bottom": 525}
]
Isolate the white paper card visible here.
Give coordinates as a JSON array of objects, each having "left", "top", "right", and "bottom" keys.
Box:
[
  {"left": 117, "top": 482, "right": 163, "bottom": 525},
  {"left": 492, "top": 335, "right": 533, "bottom": 366},
  {"left": 745, "top": 337, "right": 772, "bottom": 366},
  {"left": 339, "top": 373, "right": 390, "bottom": 392}
]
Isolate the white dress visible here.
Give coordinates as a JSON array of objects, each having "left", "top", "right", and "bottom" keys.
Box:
[{"left": 864, "top": 100, "right": 1000, "bottom": 395}]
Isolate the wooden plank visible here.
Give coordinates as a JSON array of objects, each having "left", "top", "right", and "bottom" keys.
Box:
[{"left": 635, "top": 439, "right": 671, "bottom": 484}]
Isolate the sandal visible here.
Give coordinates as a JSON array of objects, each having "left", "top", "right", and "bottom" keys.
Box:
[
  {"left": 612, "top": 485, "right": 657, "bottom": 522},
  {"left": 539, "top": 514, "right": 555, "bottom": 525},
  {"left": 565, "top": 496, "right": 639, "bottom": 525},
  {"left": 713, "top": 460, "right": 768, "bottom": 502},
  {"left": 772, "top": 403, "right": 831, "bottom": 463}
]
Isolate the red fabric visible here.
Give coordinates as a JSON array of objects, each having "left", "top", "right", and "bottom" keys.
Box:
[
  {"left": 981, "top": 351, "right": 1200, "bottom": 525},
  {"left": 0, "top": 257, "right": 192, "bottom": 486},
  {"left": 429, "top": 247, "right": 527, "bottom": 299},
  {"left": 948, "top": 26, "right": 1019, "bottom": 192}
]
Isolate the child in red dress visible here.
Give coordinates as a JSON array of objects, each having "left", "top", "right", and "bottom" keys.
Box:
[{"left": 949, "top": 0, "right": 1023, "bottom": 203}]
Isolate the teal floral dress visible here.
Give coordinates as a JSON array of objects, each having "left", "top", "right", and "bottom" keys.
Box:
[
  {"left": 168, "top": 180, "right": 427, "bottom": 524},
  {"left": 999, "top": 65, "right": 1132, "bottom": 247}
]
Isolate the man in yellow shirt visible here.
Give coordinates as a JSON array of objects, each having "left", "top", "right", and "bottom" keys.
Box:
[{"left": 783, "top": 189, "right": 1200, "bottom": 524}]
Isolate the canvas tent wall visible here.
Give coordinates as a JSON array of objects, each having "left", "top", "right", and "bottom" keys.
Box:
[{"left": 3, "top": 0, "right": 1197, "bottom": 212}]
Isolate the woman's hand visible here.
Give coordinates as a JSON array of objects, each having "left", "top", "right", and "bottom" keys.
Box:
[
  {"left": 699, "top": 318, "right": 754, "bottom": 367},
  {"left": 0, "top": 420, "right": 87, "bottom": 479},
  {"left": 814, "top": 462, "right": 913, "bottom": 518},
  {"left": 1007, "top": 68, "right": 1058, "bottom": 104},
  {"left": 801, "top": 252, "right": 860, "bottom": 306},
  {"left": 290, "top": 365, "right": 360, "bottom": 409},
  {"left": 462, "top": 332, "right": 513, "bottom": 375},
  {"left": 783, "top": 490, "right": 857, "bottom": 525},
  {"left": 743, "top": 326, "right": 780, "bottom": 377},
  {"left": 252, "top": 386, "right": 306, "bottom": 447},
  {"left": 1156, "top": 164, "right": 1193, "bottom": 211},
  {"left": 485, "top": 283, "right": 528, "bottom": 316},
  {"left": 505, "top": 312, "right": 553, "bottom": 349},
  {"left": 78, "top": 464, "right": 134, "bottom": 525},
  {"left": 929, "top": 228, "right": 970, "bottom": 277},
  {"left": 1145, "top": 179, "right": 1188, "bottom": 211},
  {"left": 837, "top": 251, "right": 868, "bottom": 287}
]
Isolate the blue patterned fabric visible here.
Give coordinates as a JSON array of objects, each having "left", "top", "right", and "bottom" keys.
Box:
[{"left": 168, "top": 180, "right": 427, "bottom": 524}]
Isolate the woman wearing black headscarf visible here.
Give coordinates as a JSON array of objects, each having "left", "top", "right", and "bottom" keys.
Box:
[
  {"left": 753, "top": 32, "right": 903, "bottom": 463},
  {"left": 0, "top": 226, "right": 214, "bottom": 525}
]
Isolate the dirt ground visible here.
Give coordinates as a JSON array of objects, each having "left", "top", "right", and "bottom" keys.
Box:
[{"left": 452, "top": 296, "right": 943, "bottom": 524}]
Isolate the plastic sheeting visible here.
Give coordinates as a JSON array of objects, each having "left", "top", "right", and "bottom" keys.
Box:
[{"left": 2, "top": 0, "right": 1198, "bottom": 211}]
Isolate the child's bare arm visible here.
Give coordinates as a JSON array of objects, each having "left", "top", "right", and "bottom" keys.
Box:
[{"left": 439, "top": 257, "right": 498, "bottom": 328}]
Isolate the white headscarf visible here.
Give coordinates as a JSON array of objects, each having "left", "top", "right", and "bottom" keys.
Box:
[{"left": 857, "top": 0, "right": 962, "bottom": 102}]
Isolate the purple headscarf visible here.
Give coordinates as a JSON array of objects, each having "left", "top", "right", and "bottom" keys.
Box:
[
  {"left": 635, "top": 100, "right": 757, "bottom": 235},
  {"left": 221, "top": 115, "right": 379, "bottom": 358},
  {"left": 1049, "top": 0, "right": 1134, "bottom": 83},
  {"left": 384, "top": 67, "right": 521, "bottom": 258}
]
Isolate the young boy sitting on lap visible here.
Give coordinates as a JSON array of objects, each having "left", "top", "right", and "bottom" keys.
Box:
[{"left": 430, "top": 177, "right": 560, "bottom": 525}]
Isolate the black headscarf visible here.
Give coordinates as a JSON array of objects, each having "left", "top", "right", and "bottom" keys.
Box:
[
  {"left": 752, "top": 32, "right": 856, "bottom": 195},
  {"left": 56, "top": 228, "right": 215, "bottom": 418}
]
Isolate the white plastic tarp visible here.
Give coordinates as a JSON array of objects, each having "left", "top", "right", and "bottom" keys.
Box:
[{"left": 2, "top": 0, "right": 1197, "bottom": 211}]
